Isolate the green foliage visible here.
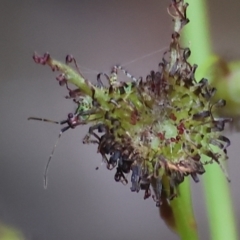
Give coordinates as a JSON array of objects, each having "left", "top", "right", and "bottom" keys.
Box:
[{"left": 0, "top": 223, "right": 24, "bottom": 240}]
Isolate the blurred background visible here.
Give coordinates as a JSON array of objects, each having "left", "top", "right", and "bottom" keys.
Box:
[{"left": 0, "top": 0, "right": 240, "bottom": 239}]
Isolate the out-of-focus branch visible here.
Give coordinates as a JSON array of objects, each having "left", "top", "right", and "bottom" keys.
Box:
[{"left": 182, "top": 1, "right": 238, "bottom": 239}]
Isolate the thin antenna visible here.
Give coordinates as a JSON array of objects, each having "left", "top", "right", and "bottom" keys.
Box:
[
  {"left": 43, "top": 125, "right": 70, "bottom": 189},
  {"left": 28, "top": 117, "right": 60, "bottom": 125},
  {"left": 28, "top": 116, "right": 72, "bottom": 188}
]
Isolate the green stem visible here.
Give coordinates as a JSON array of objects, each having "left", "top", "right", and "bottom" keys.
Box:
[
  {"left": 204, "top": 164, "right": 237, "bottom": 240},
  {"left": 182, "top": 0, "right": 238, "bottom": 239},
  {"left": 171, "top": 178, "right": 198, "bottom": 240},
  {"left": 182, "top": 0, "right": 211, "bottom": 78}
]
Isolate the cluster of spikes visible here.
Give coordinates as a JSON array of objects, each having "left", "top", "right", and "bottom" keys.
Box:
[{"left": 30, "top": 0, "right": 231, "bottom": 206}]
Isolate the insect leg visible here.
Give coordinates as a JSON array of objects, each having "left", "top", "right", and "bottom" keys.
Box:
[
  {"left": 114, "top": 65, "right": 138, "bottom": 82},
  {"left": 83, "top": 123, "right": 106, "bottom": 144}
]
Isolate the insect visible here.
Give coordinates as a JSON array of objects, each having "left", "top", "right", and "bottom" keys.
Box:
[
  {"left": 29, "top": 54, "right": 143, "bottom": 189},
  {"left": 28, "top": 94, "right": 94, "bottom": 188}
]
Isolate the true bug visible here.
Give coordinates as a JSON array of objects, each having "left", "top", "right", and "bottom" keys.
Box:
[
  {"left": 29, "top": 54, "right": 141, "bottom": 188},
  {"left": 28, "top": 94, "right": 95, "bottom": 188}
]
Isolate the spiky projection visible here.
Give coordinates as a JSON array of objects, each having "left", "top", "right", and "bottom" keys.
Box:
[{"left": 31, "top": 0, "right": 230, "bottom": 206}]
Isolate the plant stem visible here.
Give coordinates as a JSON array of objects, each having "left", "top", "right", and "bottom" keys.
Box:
[
  {"left": 182, "top": 0, "right": 211, "bottom": 78},
  {"left": 171, "top": 178, "right": 198, "bottom": 240},
  {"left": 182, "top": 0, "right": 238, "bottom": 239}
]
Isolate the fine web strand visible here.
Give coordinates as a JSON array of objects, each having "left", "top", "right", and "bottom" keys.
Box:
[{"left": 78, "top": 46, "right": 168, "bottom": 77}]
